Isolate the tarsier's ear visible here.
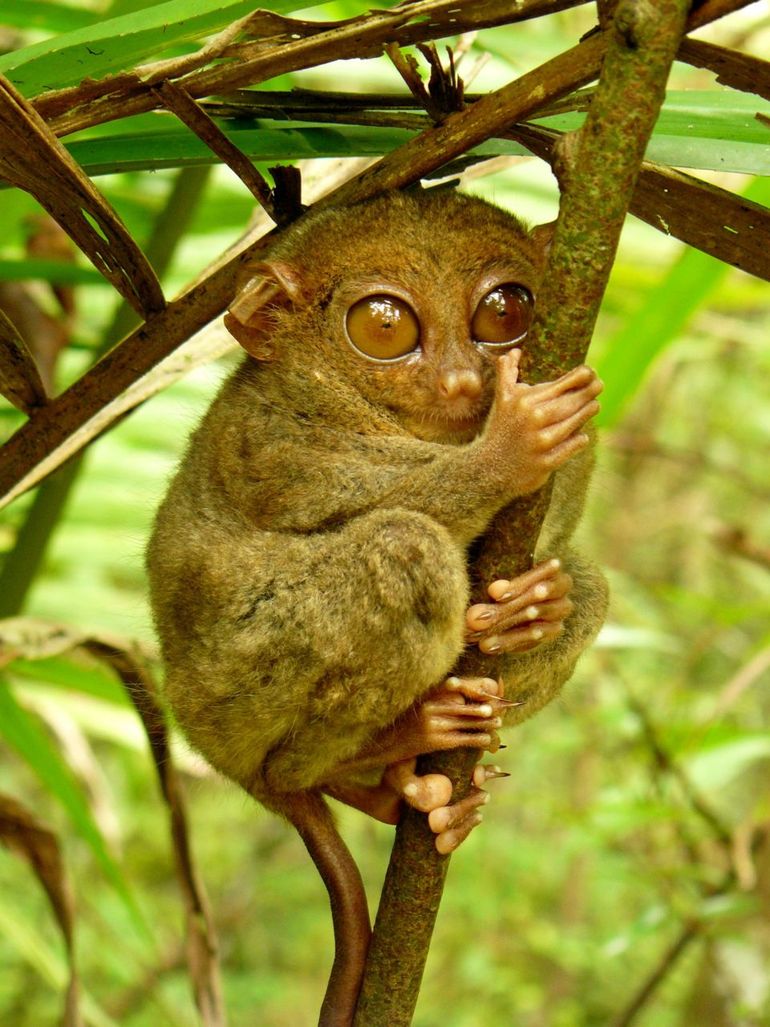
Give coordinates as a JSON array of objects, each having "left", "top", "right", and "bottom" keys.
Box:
[
  {"left": 224, "top": 260, "right": 303, "bottom": 362},
  {"left": 530, "top": 221, "right": 556, "bottom": 268}
]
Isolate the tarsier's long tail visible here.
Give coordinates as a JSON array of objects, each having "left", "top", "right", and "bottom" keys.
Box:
[{"left": 281, "top": 790, "right": 372, "bottom": 1027}]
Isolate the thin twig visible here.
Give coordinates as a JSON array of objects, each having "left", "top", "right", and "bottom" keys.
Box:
[{"left": 155, "top": 80, "right": 277, "bottom": 221}]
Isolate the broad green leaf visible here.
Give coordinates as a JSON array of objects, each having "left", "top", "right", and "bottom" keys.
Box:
[
  {"left": 65, "top": 123, "right": 421, "bottom": 174},
  {"left": 53, "top": 91, "right": 770, "bottom": 178},
  {"left": 0, "top": 0, "right": 340, "bottom": 96},
  {"left": 10, "top": 655, "right": 128, "bottom": 704},
  {"left": 0, "top": 1, "right": 99, "bottom": 34},
  {"left": 596, "top": 176, "right": 770, "bottom": 426},
  {"left": 0, "top": 674, "right": 151, "bottom": 941},
  {"left": 537, "top": 90, "right": 770, "bottom": 175}
]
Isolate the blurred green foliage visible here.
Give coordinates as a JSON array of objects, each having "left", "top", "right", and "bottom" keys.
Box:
[{"left": 1, "top": 1, "right": 769, "bottom": 1025}]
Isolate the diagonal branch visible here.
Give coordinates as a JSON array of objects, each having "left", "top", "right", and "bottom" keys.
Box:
[
  {"left": 354, "top": 1, "right": 691, "bottom": 1022},
  {"left": 36, "top": 0, "right": 590, "bottom": 136}
]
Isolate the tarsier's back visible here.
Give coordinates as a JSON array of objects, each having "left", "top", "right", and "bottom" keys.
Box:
[{"left": 146, "top": 187, "right": 607, "bottom": 1026}]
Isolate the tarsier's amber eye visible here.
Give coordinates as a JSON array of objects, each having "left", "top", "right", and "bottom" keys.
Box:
[
  {"left": 471, "top": 283, "right": 533, "bottom": 346},
  {"left": 346, "top": 295, "right": 420, "bottom": 361}
]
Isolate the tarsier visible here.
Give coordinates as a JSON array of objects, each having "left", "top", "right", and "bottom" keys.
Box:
[{"left": 147, "top": 187, "right": 608, "bottom": 1026}]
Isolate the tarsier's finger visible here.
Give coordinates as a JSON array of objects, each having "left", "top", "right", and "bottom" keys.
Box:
[
  {"left": 467, "top": 564, "right": 572, "bottom": 632},
  {"left": 540, "top": 430, "right": 591, "bottom": 470},
  {"left": 531, "top": 364, "right": 599, "bottom": 402},
  {"left": 430, "top": 789, "right": 490, "bottom": 854},
  {"left": 527, "top": 375, "right": 603, "bottom": 429},
  {"left": 495, "top": 347, "right": 522, "bottom": 391},
  {"left": 426, "top": 699, "right": 503, "bottom": 721},
  {"left": 444, "top": 676, "right": 506, "bottom": 704},
  {"left": 491, "top": 575, "right": 572, "bottom": 614},
  {"left": 470, "top": 595, "right": 573, "bottom": 642},
  {"left": 535, "top": 397, "right": 601, "bottom": 447},
  {"left": 443, "top": 673, "right": 515, "bottom": 706},
  {"left": 487, "top": 557, "right": 563, "bottom": 602},
  {"left": 479, "top": 619, "right": 564, "bottom": 655},
  {"left": 426, "top": 712, "right": 503, "bottom": 735}
]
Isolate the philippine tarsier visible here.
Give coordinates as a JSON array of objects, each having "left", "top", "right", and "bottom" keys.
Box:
[{"left": 147, "top": 187, "right": 607, "bottom": 1025}]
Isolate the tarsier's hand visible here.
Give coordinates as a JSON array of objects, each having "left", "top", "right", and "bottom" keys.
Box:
[
  {"left": 482, "top": 348, "right": 602, "bottom": 496},
  {"left": 465, "top": 557, "right": 574, "bottom": 655}
]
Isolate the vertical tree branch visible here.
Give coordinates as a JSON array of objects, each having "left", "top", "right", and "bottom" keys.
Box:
[{"left": 354, "top": 2, "right": 692, "bottom": 1023}]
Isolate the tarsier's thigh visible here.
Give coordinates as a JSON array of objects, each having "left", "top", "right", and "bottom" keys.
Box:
[{"left": 253, "top": 507, "right": 470, "bottom": 793}]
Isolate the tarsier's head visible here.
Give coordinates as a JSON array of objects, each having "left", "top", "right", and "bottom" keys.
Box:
[{"left": 225, "top": 188, "right": 551, "bottom": 444}]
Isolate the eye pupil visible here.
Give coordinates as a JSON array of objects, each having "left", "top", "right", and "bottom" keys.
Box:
[
  {"left": 472, "top": 283, "right": 532, "bottom": 346},
  {"left": 346, "top": 295, "right": 420, "bottom": 361}
]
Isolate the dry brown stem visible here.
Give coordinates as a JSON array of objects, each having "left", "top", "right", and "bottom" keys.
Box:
[
  {"left": 155, "top": 79, "right": 277, "bottom": 220},
  {"left": 0, "top": 76, "right": 164, "bottom": 317}
]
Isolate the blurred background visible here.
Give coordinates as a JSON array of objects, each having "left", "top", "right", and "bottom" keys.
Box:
[{"left": 1, "top": 2, "right": 769, "bottom": 1024}]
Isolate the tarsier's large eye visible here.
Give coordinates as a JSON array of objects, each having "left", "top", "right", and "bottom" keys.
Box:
[
  {"left": 471, "top": 283, "right": 533, "bottom": 346},
  {"left": 346, "top": 295, "right": 420, "bottom": 361}
]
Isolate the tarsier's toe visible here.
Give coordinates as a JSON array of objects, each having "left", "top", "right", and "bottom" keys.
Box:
[
  {"left": 430, "top": 789, "right": 490, "bottom": 854},
  {"left": 384, "top": 759, "right": 453, "bottom": 812}
]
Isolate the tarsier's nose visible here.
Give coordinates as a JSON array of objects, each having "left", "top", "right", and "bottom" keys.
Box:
[{"left": 437, "top": 368, "right": 483, "bottom": 400}]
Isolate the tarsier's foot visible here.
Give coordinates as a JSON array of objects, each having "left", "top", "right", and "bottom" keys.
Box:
[
  {"left": 324, "top": 678, "right": 510, "bottom": 850},
  {"left": 381, "top": 676, "right": 510, "bottom": 853},
  {"left": 465, "top": 557, "right": 574, "bottom": 655}
]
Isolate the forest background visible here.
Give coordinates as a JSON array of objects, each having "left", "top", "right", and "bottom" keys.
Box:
[{"left": 0, "top": 1, "right": 769, "bottom": 1025}]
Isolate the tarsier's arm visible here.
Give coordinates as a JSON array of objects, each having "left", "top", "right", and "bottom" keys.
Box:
[{"left": 238, "top": 351, "right": 602, "bottom": 547}]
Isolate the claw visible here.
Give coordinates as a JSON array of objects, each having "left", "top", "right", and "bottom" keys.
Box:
[{"left": 477, "top": 691, "right": 524, "bottom": 707}]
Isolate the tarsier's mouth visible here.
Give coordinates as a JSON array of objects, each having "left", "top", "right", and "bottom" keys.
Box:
[
  {"left": 405, "top": 404, "right": 488, "bottom": 443},
  {"left": 435, "top": 397, "right": 491, "bottom": 430}
]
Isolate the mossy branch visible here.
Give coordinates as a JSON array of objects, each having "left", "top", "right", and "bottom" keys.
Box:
[{"left": 353, "top": 2, "right": 691, "bottom": 1023}]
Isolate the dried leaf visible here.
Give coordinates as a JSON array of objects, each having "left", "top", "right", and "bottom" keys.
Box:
[
  {"left": 155, "top": 79, "right": 275, "bottom": 217},
  {"left": 0, "top": 75, "right": 165, "bottom": 317},
  {"left": 0, "top": 308, "right": 48, "bottom": 412},
  {"left": 83, "top": 640, "right": 225, "bottom": 1027},
  {"left": 1, "top": 617, "right": 225, "bottom": 1024},
  {"left": 513, "top": 124, "right": 770, "bottom": 282},
  {"left": 0, "top": 793, "right": 82, "bottom": 1027},
  {"left": 679, "top": 38, "right": 770, "bottom": 102},
  {"left": 632, "top": 162, "right": 770, "bottom": 281},
  {"left": 39, "top": 0, "right": 587, "bottom": 137}
]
